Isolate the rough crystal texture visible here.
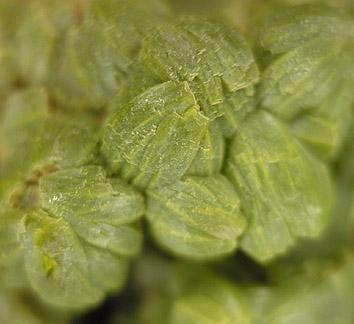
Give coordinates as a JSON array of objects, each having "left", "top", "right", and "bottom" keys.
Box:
[
  {"left": 226, "top": 111, "right": 332, "bottom": 261},
  {"left": 259, "top": 6, "right": 354, "bottom": 159},
  {"left": 102, "top": 81, "right": 209, "bottom": 189},
  {"left": 48, "top": 0, "right": 170, "bottom": 111},
  {"left": 259, "top": 6, "right": 354, "bottom": 54},
  {"left": 146, "top": 175, "right": 246, "bottom": 259},
  {"left": 260, "top": 39, "right": 354, "bottom": 120},
  {"left": 140, "top": 16, "right": 259, "bottom": 119},
  {"left": 20, "top": 166, "right": 145, "bottom": 308},
  {"left": 0, "top": 88, "right": 99, "bottom": 204},
  {"left": 38, "top": 166, "right": 144, "bottom": 256},
  {"left": 23, "top": 210, "right": 104, "bottom": 309}
]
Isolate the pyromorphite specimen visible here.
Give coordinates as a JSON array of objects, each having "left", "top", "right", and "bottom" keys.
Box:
[
  {"left": 101, "top": 81, "right": 209, "bottom": 189},
  {"left": 21, "top": 166, "right": 145, "bottom": 308},
  {"left": 258, "top": 6, "right": 354, "bottom": 159},
  {"left": 49, "top": 0, "right": 171, "bottom": 111},
  {"left": 146, "top": 175, "right": 246, "bottom": 259},
  {"left": 140, "top": 16, "right": 259, "bottom": 120},
  {"left": 88, "top": 0, "right": 171, "bottom": 72},
  {"left": 226, "top": 111, "right": 332, "bottom": 261},
  {"left": 38, "top": 166, "right": 144, "bottom": 257},
  {"left": 0, "top": 87, "right": 100, "bottom": 203},
  {"left": 23, "top": 210, "right": 104, "bottom": 309},
  {"left": 1, "top": 0, "right": 354, "bottom": 319}
]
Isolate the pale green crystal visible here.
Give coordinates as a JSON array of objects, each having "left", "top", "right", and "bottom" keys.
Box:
[
  {"left": 38, "top": 166, "right": 144, "bottom": 256},
  {"left": 140, "top": 16, "right": 259, "bottom": 119},
  {"left": 290, "top": 81, "right": 353, "bottom": 160},
  {"left": 23, "top": 210, "right": 104, "bottom": 309},
  {"left": 48, "top": 0, "right": 170, "bottom": 111},
  {"left": 18, "top": 165, "right": 145, "bottom": 308},
  {"left": 0, "top": 88, "right": 99, "bottom": 204},
  {"left": 102, "top": 81, "right": 209, "bottom": 189},
  {"left": 259, "top": 5, "right": 354, "bottom": 54},
  {"left": 226, "top": 111, "right": 332, "bottom": 261},
  {"left": 259, "top": 38, "right": 353, "bottom": 120},
  {"left": 147, "top": 175, "right": 246, "bottom": 259},
  {"left": 84, "top": 244, "right": 129, "bottom": 293},
  {"left": 258, "top": 6, "right": 354, "bottom": 158}
]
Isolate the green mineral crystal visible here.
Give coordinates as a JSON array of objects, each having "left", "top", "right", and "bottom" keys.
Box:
[
  {"left": 48, "top": 0, "right": 171, "bottom": 111},
  {"left": 146, "top": 175, "right": 246, "bottom": 259},
  {"left": 226, "top": 111, "right": 332, "bottom": 261},
  {"left": 140, "top": 16, "right": 259, "bottom": 119},
  {"left": 20, "top": 166, "right": 145, "bottom": 308},
  {"left": 0, "top": 0, "right": 353, "bottom": 322},
  {"left": 102, "top": 81, "right": 209, "bottom": 189},
  {"left": 23, "top": 210, "right": 104, "bottom": 309},
  {"left": 259, "top": 5, "right": 354, "bottom": 159}
]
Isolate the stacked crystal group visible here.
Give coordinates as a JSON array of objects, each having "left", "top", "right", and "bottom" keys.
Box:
[{"left": 0, "top": 1, "right": 353, "bottom": 323}]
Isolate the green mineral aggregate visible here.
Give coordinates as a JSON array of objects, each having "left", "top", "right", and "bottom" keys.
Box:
[
  {"left": 226, "top": 111, "right": 332, "bottom": 261},
  {"left": 38, "top": 166, "right": 144, "bottom": 235},
  {"left": 146, "top": 175, "right": 246, "bottom": 259},
  {"left": 23, "top": 210, "right": 104, "bottom": 309},
  {"left": 102, "top": 81, "right": 209, "bottom": 189},
  {"left": 0, "top": 0, "right": 353, "bottom": 320},
  {"left": 36, "top": 166, "right": 144, "bottom": 299},
  {"left": 48, "top": 0, "right": 171, "bottom": 111},
  {"left": 258, "top": 5, "right": 354, "bottom": 159},
  {"left": 140, "top": 16, "right": 259, "bottom": 119}
]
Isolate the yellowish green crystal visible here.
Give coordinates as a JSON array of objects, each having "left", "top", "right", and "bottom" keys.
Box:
[{"left": 226, "top": 111, "right": 332, "bottom": 261}]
